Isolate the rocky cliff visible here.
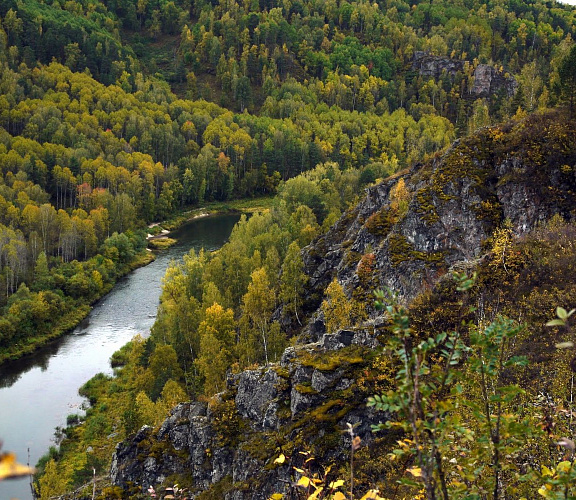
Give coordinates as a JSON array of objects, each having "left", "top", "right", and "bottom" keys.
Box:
[
  {"left": 111, "top": 328, "right": 387, "bottom": 498},
  {"left": 110, "top": 109, "right": 576, "bottom": 498},
  {"left": 412, "top": 51, "right": 517, "bottom": 97},
  {"left": 299, "top": 109, "right": 575, "bottom": 339}
]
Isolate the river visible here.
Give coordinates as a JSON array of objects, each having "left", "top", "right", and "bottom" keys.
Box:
[{"left": 0, "top": 213, "right": 240, "bottom": 500}]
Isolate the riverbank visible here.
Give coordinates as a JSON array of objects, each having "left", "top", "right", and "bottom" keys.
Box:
[
  {"left": 0, "top": 250, "right": 156, "bottom": 366},
  {"left": 145, "top": 196, "right": 275, "bottom": 248},
  {"left": 27, "top": 213, "right": 245, "bottom": 499},
  {"left": 158, "top": 196, "right": 275, "bottom": 230},
  {"left": 0, "top": 199, "right": 269, "bottom": 368}
]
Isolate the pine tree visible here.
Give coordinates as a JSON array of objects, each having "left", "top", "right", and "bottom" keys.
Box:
[{"left": 559, "top": 45, "right": 576, "bottom": 115}]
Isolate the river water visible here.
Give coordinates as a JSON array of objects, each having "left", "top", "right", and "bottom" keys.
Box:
[{"left": 0, "top": 214, "right": 240, "bottom": 500}]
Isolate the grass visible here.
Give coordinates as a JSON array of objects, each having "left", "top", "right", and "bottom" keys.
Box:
[
  {"left": 298, "top": 344, "right": 367, "bottom": 372},
  {"left": 148, "top": 237, "right": 177, "bottom": 250}
]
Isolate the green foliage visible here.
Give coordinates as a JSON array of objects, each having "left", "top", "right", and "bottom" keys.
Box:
[
  {"left": 147, "top": 237, "right": 177, "bottom": 249},
  {"left": 147, "top": 344, "right": 183, "bottom": 401},
  {"left": 16, "top": 0, "right": 576, "bottom": 495},
  {"left": 370, "top": 286, "right": 472, "bottom": 499},
  {"left": 559, "top": 45, "right": 576, "bottom": 113},
  {"left": 539, "top": 459, "right": 576, "bottom": 499},
  {"left": 209, "top": 397, "right": 245, "bottom": 448},
  {"left": 280, "top": 241, "right": 308, "bottom": 326},
  {"left": 196, "top": 326, "right": 232, "bottom": 395},
  {"left": 9, "top": 0, "right": 573, "bottom": 362},
  {"left": 298, "top": 344, "right": 366, "bottom": 372},
  {"left": 79, "top": 373, "right": 113, "bottom": 406},
  {"left": 239, "top": 267, "right": 287, "bottom": 366},
  {"left": 2, "top": 0, "right": 574, "bottom": 126},
  {"left": 369, "top": 276, "right": 560, "bottom": 499},
  {"left": 0, "top": 1, "right": 132, "bottom": 83},
  {"left": 36, "top": 458, "right": 68, "bottom": 500},
  {"left": 322, "top": 279, "right": 354, "bottom": 334}
]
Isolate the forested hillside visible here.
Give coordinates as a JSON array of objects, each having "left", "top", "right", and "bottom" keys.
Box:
[
  {"left": 2, "top": 0, "right": 575, "bottom": 125},
  {"left": 1, "top": 0, "right": 576, "bottom": 497},
  {"left": 37, "top": 109, "right": 576, "bottom": 499},
  {"left": 0, "top": 57, "right": 452, "bottom": 357},
  {"left": 0, "top": 0, "right": 574, "bottom": 355}
]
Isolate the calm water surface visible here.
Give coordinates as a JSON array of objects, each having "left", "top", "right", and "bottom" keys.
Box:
[{"left": 0, "top": 214, "right": 239, "bottom": 500}]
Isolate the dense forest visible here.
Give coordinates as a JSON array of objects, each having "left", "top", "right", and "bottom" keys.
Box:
[
  {"left": 0, "top": 0, "right": 576, "bottom": 497},
  {"left": 0, "top": 0, "right": 575, "bottom": 357}
]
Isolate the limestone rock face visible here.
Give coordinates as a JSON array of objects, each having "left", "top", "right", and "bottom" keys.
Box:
[
  {"left": 471, "top": 64, "right": 517, "bottom": 97},
  {"left": 234, "top": 368, "right": 282, "bottom": 430},
  {"left": 110, "top": 403, "right": 216, "bottom": 493},
  {"left": 296, "top": 112, "right": 576, "bottom": 339},
  {"left": 412, "top": 51, "right": 465, "bottom": 79},
  {"left": 412, "top": 52, "right": 516, "bottom": 98}
]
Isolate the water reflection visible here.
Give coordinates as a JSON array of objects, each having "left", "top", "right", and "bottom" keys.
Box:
[{"left": 0, "top": 344, "right": 58, "bottom": 388}]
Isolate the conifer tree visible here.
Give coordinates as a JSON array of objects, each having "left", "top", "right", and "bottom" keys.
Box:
[{"left": 559, "top": 45, "right": 576, "bottom": 114}]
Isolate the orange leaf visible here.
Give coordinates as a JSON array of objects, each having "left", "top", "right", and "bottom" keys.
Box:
[{"left": 0, "top": 453, "right": 35, "bottom": 481}]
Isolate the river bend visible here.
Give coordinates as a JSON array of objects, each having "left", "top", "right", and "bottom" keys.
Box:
[{"left": 0, "top": 214, "right": 239, "bottom": 500}]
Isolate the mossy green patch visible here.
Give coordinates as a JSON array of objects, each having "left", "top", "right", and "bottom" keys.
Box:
[
  {"left": 388, "top": 233, "right": 413, "bottom": 266},
  {"left": 241, "top": 432, "right": 277, "bottom": 462},
  {"left": 298, "top": 344, "right": 366, "bottom": 372},
  {"left": 272, "top": 366, "right": 290, "bottom": 379},
  {"left": 97, "top": 485, "right": 125, "bottom": 499},
  {"left": 364, "top": 207, "right": 397, "bottom": 236},
  {"left": 196, "top": 475, "right": 233, "bottom": 499},
  {"left": 471, "top": 198, "right": 502, "bottom": 222},
  {"left": 388, "top": 233, "right": 446, "bottom": 267},
  {"left": 308, "top": 398, "right": 352, "bottom": 422},
  {"left": 343, "top": 250, "right": 361, "bottom": 267},
  {"left": 294, "top": 382, "right": 319, "bottom": 395},
  {"left": 415, "top": 186, "right": 440, "bottom": 223}
]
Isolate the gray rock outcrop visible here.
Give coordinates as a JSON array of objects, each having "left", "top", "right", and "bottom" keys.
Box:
[
  {"left": 412, "top": 51, "right": 517, "bottom": 98},
  {"left": 297, "top": 111, "right": 576, "bottom": 339},
  {"left": 471, "top": 64, "right": 517, "bottom": 97},
  {"left": 110, "top": 328, "right": 383, "bottom": 499},
  {"left": 110, "top": 110, "right": 576, "bottom": 499},
  {"left": 412, "top": 51, "right": 465, "bottom": 79}
]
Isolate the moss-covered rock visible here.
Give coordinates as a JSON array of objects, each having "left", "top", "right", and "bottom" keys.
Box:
[
  {"left": 109, "top": 326, "right": 396, "bottom": 498},
  {"left": 295, "top": 109, "right": 576, "bottom": 334}
]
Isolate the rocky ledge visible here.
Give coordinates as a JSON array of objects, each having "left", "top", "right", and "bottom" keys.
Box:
[
  {"left": 296, "top": 110, "right": 576, "bottom": 339},
  {"left": 110, "top": 110, "right": 576, "bottom": 499},
  {"left": 111, "top": 328, "right": 385, "bottom": 498}
]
